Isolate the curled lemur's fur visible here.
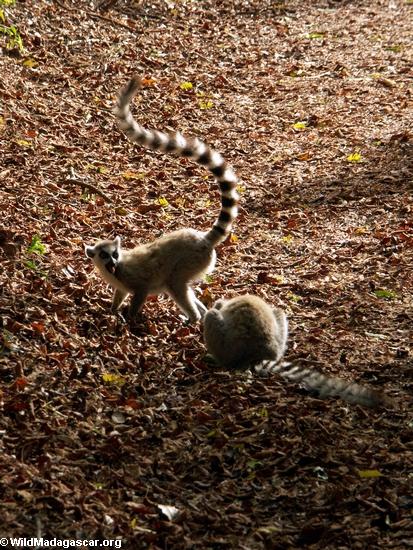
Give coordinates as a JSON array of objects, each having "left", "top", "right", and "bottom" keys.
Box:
[
  {"left": 85, "top": 78, "right": 239, "bottom": 322},
  {"left": 204, "top": 295, "right": 387, "bottom": 407}
]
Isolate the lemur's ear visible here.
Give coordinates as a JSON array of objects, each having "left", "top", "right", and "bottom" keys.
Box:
[{"left": 85, "top": 245, "right": 96, "bottom": 259}]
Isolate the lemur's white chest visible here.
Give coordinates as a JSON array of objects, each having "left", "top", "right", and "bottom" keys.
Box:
[{"left": 97, "top": 265, "right": 130, "bottom": 294}]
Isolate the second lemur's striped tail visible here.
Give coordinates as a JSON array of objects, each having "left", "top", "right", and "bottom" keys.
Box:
[
  {"left": 252, "top": 360, "right": 387, "bottom": 408},
  {"left": 114, "top": 77, "right": 239, "bottom": 247}
]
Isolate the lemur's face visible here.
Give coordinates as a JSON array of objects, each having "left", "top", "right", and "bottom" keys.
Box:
[{"left": 85, "top": 236, "right": 121, "bottom": 274}]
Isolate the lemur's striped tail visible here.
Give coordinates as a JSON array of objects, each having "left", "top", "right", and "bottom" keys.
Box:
[
  {"left": 252, "top": 361, "right": 387, "bottom": 408},
  {"left": 114, "top": 77, "right": 239, "bottom": 247}
]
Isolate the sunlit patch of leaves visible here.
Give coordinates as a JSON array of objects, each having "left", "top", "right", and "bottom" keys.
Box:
[
  {"left": 25, "top": 259, "right": 48, "bottom": 278},
  {"left": 357, "top": 469, "right": 383, "bottom": 478},
  {"left": 386, "top": 44, "right": 402, "bottom": 53},
  {"left": 307, "top": 32, "right": 324, "bottom": 39},
  {"left": 354, "top": 226, "right": 369, "bottom": 235},
  {"left": 22, "top": 57, "right": 38, "bottom": 68},
  {"left": 247, "top": 458, "right": 262, "bottom": 471},
  {"left": 101, "top": 373, "right": 126, "bottom": 386},
  {"left": 179, "top": 81, "right": 193, "bottom": 91},
  {"left": 0, "top": 22, "right": 23, "bottom": 51},
  {"left": 121, "top": 171, "right": 146, "bottom": 180},
  {"left": 281, "top": 234, "right": 294, "bottom": 245},
  {"left": 199, "top": 99, "right": 214, "bottom": 110},
  {"left": 161, "top": 211, "right": 173, "bottom": 221},
  {"left": 15, "top": 138, "right": 32, "bottom": 148},
  {"left": 86, "top": 164, "right": 108, "bottom": 174},
  {"left": 374, "top": 288, "right": 397, "bottom": 300},
  {"left": 24, "top": 235, "right": 48, "bottom": 277},
  {"left": 292, "top": 121, "right": 308, "bottom": 131},
  {"left": 287, "top": 68, "right": 304, "bottom": 77},
  {"left": 287, "top": 292, "right": 301, "bottom": 303},
  {"left": 196, "top": 90, "right": 214, "bottom": 110},
  {"left": 114, "top": 206, "right": 128, "bottom": 216},
  {"left": 80, "top": 192, "right": 96, "bottom": 203},
  {"left": 27, "top": 235, "right": 47, "bottom": 256},
  {"left": 157, "top": 196, "right": 169, "bottom": 207},
  {"left": 347, "top": 152, "right": 363, "bottom": 163}
]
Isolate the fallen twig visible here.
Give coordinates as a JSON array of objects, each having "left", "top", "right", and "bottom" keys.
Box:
[{"left": 64, "top": 178, "right": 112, "bottom": 203}]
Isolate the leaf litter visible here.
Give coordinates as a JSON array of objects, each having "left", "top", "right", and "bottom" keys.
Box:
[{"left": 0, "top": 0, "right": 412, "bottom": 547}]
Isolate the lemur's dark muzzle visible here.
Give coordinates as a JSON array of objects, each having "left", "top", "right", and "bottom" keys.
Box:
[{"left": 105, "top": 258, "right": 118, "bottom": 274}]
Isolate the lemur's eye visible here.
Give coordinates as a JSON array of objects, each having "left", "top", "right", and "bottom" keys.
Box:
[
  {"left": 99, "top": 250, "right": 110, "bottom": 260},
  {"left": 112, "top": 250, "right": 119, "bottom": 259}
]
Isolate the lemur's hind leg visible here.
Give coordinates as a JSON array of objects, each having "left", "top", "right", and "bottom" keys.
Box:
[{"left": 166, "top": 283, "right": 203, "bottom": 322}]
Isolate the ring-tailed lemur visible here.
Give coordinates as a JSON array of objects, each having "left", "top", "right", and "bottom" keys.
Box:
[
  {"left": 85, "top": 78, "right": 239, "bottom": 322},
  {"left": 203, "top": 295, "right": 387, "bottom": 407}
]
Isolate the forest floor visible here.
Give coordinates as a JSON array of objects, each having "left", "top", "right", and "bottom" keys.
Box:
[{"left": 0, "top": 0, "right": 412, "bottom": 548}]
